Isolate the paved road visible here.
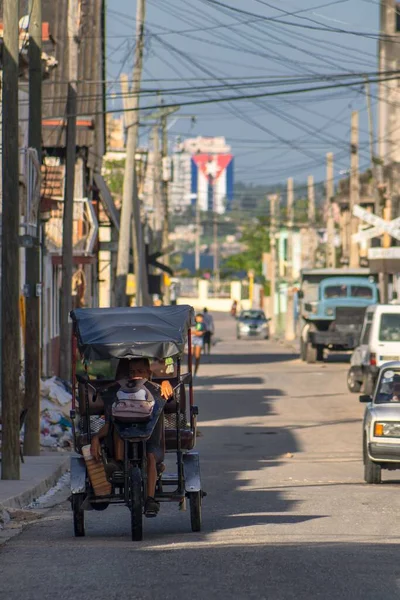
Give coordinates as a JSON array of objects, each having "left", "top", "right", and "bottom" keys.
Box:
[{"left": 2, "top": 314, "right": 400, "bottom": 599}]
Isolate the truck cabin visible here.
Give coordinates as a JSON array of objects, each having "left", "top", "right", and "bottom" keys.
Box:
[{"left": 303, "top": 277, "right": 378, "bottom": 321}]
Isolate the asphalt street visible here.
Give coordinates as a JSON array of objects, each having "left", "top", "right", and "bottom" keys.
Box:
[{"left": 2, "top": 314, "right": 400, "bottom": 599}]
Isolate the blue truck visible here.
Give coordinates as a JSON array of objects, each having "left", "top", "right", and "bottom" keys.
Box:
[{"left": 299, "top": 269, "right": 379, "bottom": 363}]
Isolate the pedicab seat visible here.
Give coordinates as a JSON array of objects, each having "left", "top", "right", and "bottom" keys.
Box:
[{"left": 153, "top": 377, "right": 196, "bottom": 451}]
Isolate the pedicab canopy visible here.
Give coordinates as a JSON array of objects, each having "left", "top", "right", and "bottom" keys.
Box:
[{"left": 70, "top": 306, "right": 195, "bottom": 362}]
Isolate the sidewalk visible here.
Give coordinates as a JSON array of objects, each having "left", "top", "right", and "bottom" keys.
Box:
[{"left": 0, "top": 452, "right": 70, "bottom": 509}]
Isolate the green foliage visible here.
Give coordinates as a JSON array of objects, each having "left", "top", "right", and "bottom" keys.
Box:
[
  {"left": 103, "top": 159, "right": 125, "bottom": 197},
  {"left": 223, "top": 217, "right": 270, "bottom": 277}
]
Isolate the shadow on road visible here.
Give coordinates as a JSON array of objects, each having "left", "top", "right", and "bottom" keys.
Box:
[
  {"left": 205, "top": 352, "right": 298, "bottom": 365},
  {"left": 138, "top": 542, "right": 400, "bottom": 599},
  {"left": 191, "top": 381, "right": 313, "bottom": 534}
]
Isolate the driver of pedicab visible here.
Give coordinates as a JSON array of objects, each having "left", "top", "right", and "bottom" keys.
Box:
[{"left": 90, "top": 357, "right": 174, "bottom": 517}]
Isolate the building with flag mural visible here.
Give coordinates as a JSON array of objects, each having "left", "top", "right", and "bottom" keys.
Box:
[{"left": 170, "top": 136, "right": 234, "bottom": 214}]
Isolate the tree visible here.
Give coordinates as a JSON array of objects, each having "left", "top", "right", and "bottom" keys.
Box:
[{"left": 222, "top": 217, "right": 269, "bottom": 277}]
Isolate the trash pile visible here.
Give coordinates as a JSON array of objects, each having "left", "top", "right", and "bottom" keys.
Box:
[{"left": 40, "top": 377, "right": 73, "bottom": 449}]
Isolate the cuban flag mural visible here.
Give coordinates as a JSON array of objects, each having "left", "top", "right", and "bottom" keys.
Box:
[{"left": 190, "top": 153, "right": 234, "bottom": 214}]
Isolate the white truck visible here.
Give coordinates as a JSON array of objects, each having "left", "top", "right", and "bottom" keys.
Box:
[{"left": 348, "top": 304, "right": 400, "bottom": 395}]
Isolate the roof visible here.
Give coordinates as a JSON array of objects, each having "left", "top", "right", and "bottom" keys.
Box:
[
  {"left": 41, "top": 0, "right": 105, "bottom": 167},
  {"left": 320, "top": 276, "right": 374, "bottom": 286},
  {"left": 301, "top": 268, "right": 371, "bottom": 276},
  {"left": 70, "top": 306, "right": 195, "bottom": 361}
]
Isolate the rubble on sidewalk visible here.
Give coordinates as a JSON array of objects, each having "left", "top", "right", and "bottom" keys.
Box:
[
  {"left": 0, "top": 505, "right": 11, "bottom": 530},
  {"left": 39, "top": 377, "right": 73, "bottom": 449}
]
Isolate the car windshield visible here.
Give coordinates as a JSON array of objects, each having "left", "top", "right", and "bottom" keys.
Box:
[
  {"left": 379, "top": 313, "right": 400, "bottom": 342},
  {"left": 351, "top": 285, "right": 373, "bottom": 299},
  {"left": 375, "top": 370, "right": 400, "bottom": 403},
  {"left": 240, "top": 311, "right": 265, "bottom": 320},
  {"left": 324, "top": 285, "right": 347, "bottom": 299}
]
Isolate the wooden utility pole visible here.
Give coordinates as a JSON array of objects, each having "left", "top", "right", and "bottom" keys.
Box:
[
  {"left": 2, "top": 0, "right": 21, "bottom": 479},
  {"left": 152, "top": 124, "right": 162, "bottom": 233},
  {"left": 350, "top": 112, "right": 360, "bottom": 268},
  {"left": 59, "top": 0, "right": 79, "bottom": 382},
  {"left": 307, "top": 174, "right": 315, "bottom": 225},
  {"left": 195, "top": 197, "right": 200, "bottom": 273},
  {"left": 306, "top": 174, "right": 317, "bottom": 269},
  {"left": 285, "top": 178, "right": 295, "bottom": 341},
  {"left": 213, "top": 179, "right": 220, "bottom": 289},
  {"left": 115, "top": 0, "right": 146, "bottom": 307},
  {"left": 161, "top": 113, "right": 171, "bottom": 304},
  {"left": 24, "top": 0, "right": 42, "bottom": 456},
  {"left": 268, "top": 194, "right": 278, "bottom": 336},
  {"left": 326, "top": 153, "right": 336, "bottom": 268}
]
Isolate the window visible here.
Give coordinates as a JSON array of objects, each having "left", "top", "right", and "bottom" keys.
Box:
[
  {"left": 376, "top": 371, "right": 400, "bottom": 404},
  {"left": 240, "top": 310, "right": 266, "bottom": 320},
  {"left": 379, "top": 313, "right": 400, "bottom": 342},
  {"left": 324, "top": 285, "right": 347, "bottom": 299},
  {"left": 351, "top": 286, "right": 373, "bottom": 299},
  {"left": 360, "top": 323, "right": 372, "bottom": 345}
]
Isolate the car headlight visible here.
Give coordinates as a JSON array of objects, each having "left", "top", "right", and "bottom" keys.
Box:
[
  {"left": 240, "top": 324, "right": 250, "bottom": 331},
  {"left": 374, "top": 422, "right": 400, "bottom": 438},
  {"left": 325, "top": 308, "right": 335, "bottom": 316}
]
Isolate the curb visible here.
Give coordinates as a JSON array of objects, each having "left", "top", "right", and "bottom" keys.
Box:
[{"left": 1, "top": 456, "right": 70, "bottom": 510}]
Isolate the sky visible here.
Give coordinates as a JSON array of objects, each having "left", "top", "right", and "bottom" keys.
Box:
[{"left": 105, "top": 0, "right": 381, "bottom": 194}]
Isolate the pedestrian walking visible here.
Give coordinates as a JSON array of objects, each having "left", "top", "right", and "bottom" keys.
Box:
[
  {"left": 202, "top": 307, "right": 215, "bottom": 355},
  {"left": 191, "top": 313, "right": 206, "bottom": 375}
]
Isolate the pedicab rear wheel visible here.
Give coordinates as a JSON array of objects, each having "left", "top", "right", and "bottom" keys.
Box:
[
  {"left": 72, "top": 493, "right": 85, "bottom": 537},
  {"left": 130, "top": 466, "right": 143, "bottom": 541},
  {"left": 188, "top": 491, "right": 202, "bottom": 532}
]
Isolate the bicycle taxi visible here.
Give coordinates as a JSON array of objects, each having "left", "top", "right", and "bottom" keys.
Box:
[{"left": 69, "top": 305, "right": 203, "bottom": 541}]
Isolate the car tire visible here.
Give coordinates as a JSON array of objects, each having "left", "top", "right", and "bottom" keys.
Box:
[
  {"left": 363, "top": 372, "right": 375, "bottom": 396},
  {"left": 316, "top": 345, "right": 324, "bottom": 362},
  {"left": 364, "top": 453, "right": 382, "bottom": 485},
  {"left": 347, "top": 368, "right": 362, "bottom": 393},
  {"left": 306, "top": 342, "right": 317, "bottom": 364},
  {"left": 300, "top": 338, "right": 306, "bottom": 361},
  {"left": 236, "top": 332, "right": 241, "bottom": 340}
]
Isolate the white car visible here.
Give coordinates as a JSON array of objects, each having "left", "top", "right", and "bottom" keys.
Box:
[
  {"left": 360, "top": 362, "right": 400, "bottom": 484},
  {"left": 348, "top": 304, "right": 400, "bottom": 395}
]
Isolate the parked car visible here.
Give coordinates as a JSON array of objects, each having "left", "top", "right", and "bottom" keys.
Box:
[
  {"left": 347, "top": 304, "right": 400, "bottom": 394},
  {"left": 360, "top": 362, "right": 400, "bottom": 484},
  {"left": 236, "top": 309, "right": 269, "bottom": 340}
]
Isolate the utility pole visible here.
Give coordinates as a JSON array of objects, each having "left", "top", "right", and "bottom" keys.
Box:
[
  {"left": 115, "top": 0, "right": 147, "bottom": 307},
  {"left": 152, "top": 124, "right": 162, "bottom": 233},
  {"left": 307, "top": 174, "right": 316, "bottom": 269},
  {"left": 59, "top": 0, "right": 79, "bottom": 382},
  {"left": 194, "top": 197, "right": 200, "bottom": 273},
  {"left": 268, "top": 194, "right": 278, "bottom": 337},
  {"left": 350, "top": 112, "right": 360, "bottom": 268},
  {"left": 161, "top": 112, "right": 171, "bottom": 304},
  {"left": 307, "top": 174, "right": 315, "bottom": 225},
  {"left": 212, "top": 178, "right": 220, "bottom": 289},
  {"left": 326, "top": 153, "right": 336, "bottom": 268},
  {"left": 2, "top": 0, "right": 20, "bottom": 479},
  {"left": 24, "top": 0, "right": 42, "bottom": 456},
  {"left": 365, "top": 76, "right": 383, "bottom": 218},
  {"left": 285, "top": 178, "right": 295, "bottom": 341}
]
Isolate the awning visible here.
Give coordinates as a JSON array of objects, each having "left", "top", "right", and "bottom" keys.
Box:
[{"left": 94, "top": 173, "right": 120, "bottom": 232}]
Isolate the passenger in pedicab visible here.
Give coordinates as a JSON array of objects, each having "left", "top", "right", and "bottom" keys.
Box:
[{"left": 90, "top": 357, "right": 174, "bottom": 517}]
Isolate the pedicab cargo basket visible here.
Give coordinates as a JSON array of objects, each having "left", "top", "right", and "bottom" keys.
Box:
[{"left": 69, "top": 305, "right": 205, "bottom": 541}]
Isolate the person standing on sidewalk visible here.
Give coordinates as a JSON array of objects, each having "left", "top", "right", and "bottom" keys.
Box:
[{"left": 202, "top": 307, "right": 215, "bottom": 355}]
